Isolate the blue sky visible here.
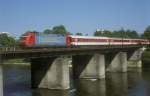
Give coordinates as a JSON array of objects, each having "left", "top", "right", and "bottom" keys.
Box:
[{"left": 0, "top": 0, "right": 150, "bottom": 37}]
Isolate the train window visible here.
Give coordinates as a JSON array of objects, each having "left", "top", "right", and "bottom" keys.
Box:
[
  {"left": 113, "top": 40, "right": 122, "bottom": 42},
  {"left": 20, "top": 35, "right": 29, "bottom": 40}
]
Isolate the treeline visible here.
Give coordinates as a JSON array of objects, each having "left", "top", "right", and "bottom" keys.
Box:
[
  {"left": 94, "top": 29, "right": 139, "bottom": 38},
  {"left": 42, "top": 25, "right": 150, "bottom": 39},
  {"left": 43, "top": 25, "right": 68, "bottom": 35},
  {"left": 0, "top": 25, "right": 150, "bottom": 47},
  {"left": 95, "top": 26, "right": 150, "bottom": 39},
  {"left": 88, "top": 26, "right": 149, "bottom": 39},
  {"left": 0, "top": 33, "right": 17, "bottom": 47}
]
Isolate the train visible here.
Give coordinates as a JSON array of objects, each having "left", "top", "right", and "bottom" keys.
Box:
[{"left": 19, "top": 31, "right": 149, "bottom": 47}]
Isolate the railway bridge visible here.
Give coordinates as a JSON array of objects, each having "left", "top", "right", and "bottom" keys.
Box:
[{"left": 0, "top": 46, "right": 146, "bottom": 96}]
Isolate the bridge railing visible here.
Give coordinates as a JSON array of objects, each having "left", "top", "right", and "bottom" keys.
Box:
[{"left": 0, "top": 47, "right": 21, "bottom": 52}]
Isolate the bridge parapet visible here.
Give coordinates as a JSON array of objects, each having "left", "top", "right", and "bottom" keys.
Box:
[{"left": 0, "top": 47, "right": 20, "bottom": 52}]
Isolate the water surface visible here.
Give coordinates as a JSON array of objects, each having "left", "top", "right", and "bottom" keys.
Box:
[{"left": 3, "top": 64, "right": 150, "bottom": 96}]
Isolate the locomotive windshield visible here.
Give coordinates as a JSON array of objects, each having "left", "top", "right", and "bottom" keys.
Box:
[{"left": 20, "top": 36, "right": 29, "bottom": 40}]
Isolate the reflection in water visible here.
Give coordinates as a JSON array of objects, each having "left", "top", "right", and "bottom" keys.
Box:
[
  {"left": 32, "top": 89, "right": 77, "bottom": 96},
  {"left": 32, "top": 89, "right": 69, "bottom": 96},
  {"left": 75, "top": 79, "right": 106, "bottom": 96},
  {"left": 128, "top": 69, "right": 143, "bottom": 90},
  {"left": 3, "top": 64, "right": 150, "bottom": 96},
  {"left": 142, "top": 69, "right": 150, "bottom": 95},
  {"left": 4, "top": 65, "right": 32, "bottom": 96},
  {"left": 128, "top": 70, "right": 148, "bottom": 96},
  {"left": 106, "top": 73, "right": 128, "bottom": 96}
]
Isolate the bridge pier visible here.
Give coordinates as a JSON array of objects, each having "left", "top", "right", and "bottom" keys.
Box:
[
  {"left": 0, "top": 55, "right": 3, "bottom": 96},
  {"left": 106, "top": 52, "right": 127, "bottom": 72},
  {"left": 128, "top": 48, "right": 146, "bottom": 68},
  {"left": 31, "top": 56, "right": 70, "bottom": 89},
  {"left": 72, "top": 54, "right": 105, "bottom": 79}
]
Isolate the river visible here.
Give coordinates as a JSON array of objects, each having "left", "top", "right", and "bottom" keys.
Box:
[{"left": 3, "top": 64, "right": 150, "bottom": 96}]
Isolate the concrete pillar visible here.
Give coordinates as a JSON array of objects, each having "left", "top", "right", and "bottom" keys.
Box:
[
  {"left": 31, "top": 56, "right": 70, "bottom": 89},
  {"left": 106, "top": 52, "right": 127, "bottom": 72},
  {"left": 72, "top": 54, "right": 105, "bottom": 79},
  {"left": 0, "top": 55, "right": 3, "bottom": 96},
  {"left": 128, "top": 48, "right": 146, "bottom": 68}
]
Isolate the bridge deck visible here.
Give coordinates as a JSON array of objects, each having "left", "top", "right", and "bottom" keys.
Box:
[{"left": 0, "top": 46, "right": 141, "bottom": 59}]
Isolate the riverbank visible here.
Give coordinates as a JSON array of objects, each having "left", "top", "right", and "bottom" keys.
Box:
[{"left": 3, "top": 58, "right": 30, "bottom": 65}]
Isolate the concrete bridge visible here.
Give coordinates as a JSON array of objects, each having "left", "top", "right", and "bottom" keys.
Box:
[{"left": 0, "top": 46, "right": 146, "bottom": 96}]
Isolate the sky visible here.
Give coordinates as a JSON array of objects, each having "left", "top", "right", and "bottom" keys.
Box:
[{"left": 0, "top": 0, "right": 150, "bottom": 37}]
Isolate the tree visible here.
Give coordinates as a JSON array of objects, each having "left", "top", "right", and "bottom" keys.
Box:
[
  {"left": 93, "top": 28, "right": 139, "bottom": 38},
  {"left": 112, "top": 28, "right": 125, "bottom": 38},
  {"left": 111, "top": 28, "right": 139, "bottom": 38},
  {"left": 76, "top": 32, "right": 83, "bottom": 36},
  {"left": 125, "top": 30, "right": 139, "bottom": 38},
  {"left": 0, "top": 33, "right": 16, "bottom": 47},
  {"left": 43, "top": 25, "right": 67, "bottom": 36},
  {"left": 43, "top": 29, "right": 53, "bottom": 34},
  {"left": 52, "top": 25, "right": 67, "bottom": 35},
  {"left": 94, "top": 29, "right": 112, "bottom": 37},
  {"left": 102, "top": 30, "right": 112, "bottom": 37},
  {"left": 94, "top": 31, "right": 102, "bottom": 36},
  {"left": 142, "top": 26, "right": 150, "bottom": 39}
]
